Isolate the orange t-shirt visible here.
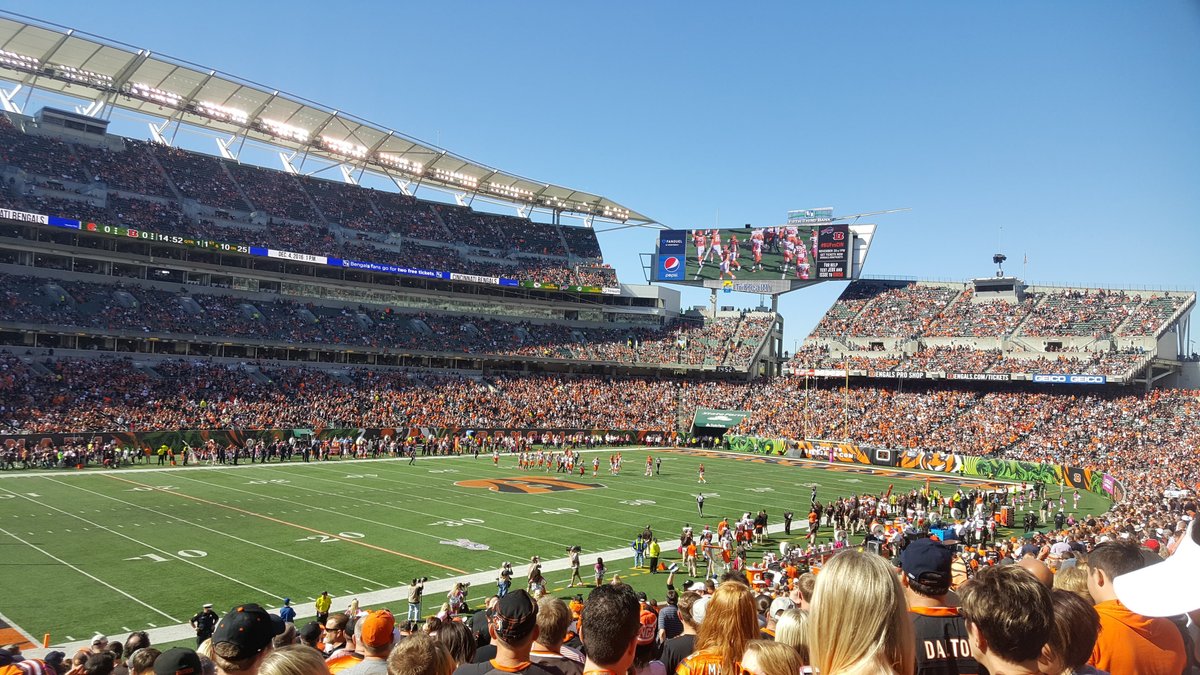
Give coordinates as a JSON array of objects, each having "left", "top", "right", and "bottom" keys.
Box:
[
  {"left": 1089, "top": 599, "right": 1186, "bottom": 675},
  {"left": 677, "top": 648, "right": 737, "bottom": 675}
]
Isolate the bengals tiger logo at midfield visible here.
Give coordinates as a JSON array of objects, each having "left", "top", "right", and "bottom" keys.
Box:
[{"left": 456, "top": 476, "right": 603, "bottom": 493}]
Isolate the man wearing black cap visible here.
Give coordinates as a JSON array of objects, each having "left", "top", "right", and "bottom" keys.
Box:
[
  {"left": 209, "top": 604, "right": 285, "bottom": 675},
  {"left": 899, "top": 538, "right": 979, "bottom": 675},
  {"left": 190, "top": 605, "right": 218, "bottom": 648},
  {"left": 153, "top": 649, "right": 201, "bottom": 675},
  {"left": 454, "top": 590, "right": 554, "bottom": 675}
]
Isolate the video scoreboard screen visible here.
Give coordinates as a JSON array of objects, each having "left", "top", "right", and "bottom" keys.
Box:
[{"left": 653, "top": 223, "right": 853, "bottom": 292}]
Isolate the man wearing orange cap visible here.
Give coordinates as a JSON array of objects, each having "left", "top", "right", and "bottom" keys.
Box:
[{"left": 339, "top": 610, "right": 394, "bottom": 675}]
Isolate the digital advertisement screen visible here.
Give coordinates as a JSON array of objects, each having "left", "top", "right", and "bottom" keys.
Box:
[{"left": 655, "top": 224, "right": 851, "bottom": 285}]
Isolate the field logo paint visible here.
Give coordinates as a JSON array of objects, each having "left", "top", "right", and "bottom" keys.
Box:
[
  {"left": 455, "top": 476, "right": 603, "bottom": 494},
  {"left": 439, "top": 538, "right": 490, "bottom": 551}
]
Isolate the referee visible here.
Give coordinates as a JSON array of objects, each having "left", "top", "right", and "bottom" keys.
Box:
[{"left": 697, "top": 493, "right": 705, "bottom": 517}]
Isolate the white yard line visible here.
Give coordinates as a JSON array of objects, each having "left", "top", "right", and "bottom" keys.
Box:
[
  {"left": 0, "top": 524, "right": 180, "bottom": 624},
  {"left": 0, "top": 484, "right": 284, "bottom": 600},
  {"left": 42, "top": 477, "right": 389, "bottom": 586}
]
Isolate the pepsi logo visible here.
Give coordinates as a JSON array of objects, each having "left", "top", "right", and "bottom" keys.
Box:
[{"left": 663, "top": 256, "right": 681, "bottom": 272}]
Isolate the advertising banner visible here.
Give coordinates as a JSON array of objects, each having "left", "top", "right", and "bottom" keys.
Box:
[
  {"left": 814, "top": 223, "right": 851, "bottom": 279},
  {"left": 946, "top": 373, "right": 1011, "bottom": 382},
  {"left": 1032, "top": 374, "right": 1108, "bottom": 385},
  {"left": 692, "top": 408, "right": 751, "bottom": 429},
  {"left": 787, "top": 207, "right": 834, "bottom": 224},
  {"left": 657, "top": 253, "right": 685, "bottom": 281},
  {"left": 726, "top": 435, "right": 789, "bottom": 455},
  {"left": 658, "top": 230, "right": 687, "bottom": 255}
]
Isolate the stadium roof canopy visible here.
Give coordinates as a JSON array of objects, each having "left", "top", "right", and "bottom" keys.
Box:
[{"left": 0, "top": 12, "right": 652, "bottom": 225}]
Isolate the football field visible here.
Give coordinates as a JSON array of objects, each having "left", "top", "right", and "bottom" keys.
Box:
[{"left": 0, "top": 447, "right": 1109, "bottom": 650}]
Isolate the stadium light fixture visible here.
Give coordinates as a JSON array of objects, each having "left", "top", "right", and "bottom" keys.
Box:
[
  {"left": 320, "top": 135, "right": 368, "bottom": 160},
  {"left": 431, "top": 167, "right": 478, "bottom": 189},
  {"left": 258, "top": 118, "right": 310, "bottom": 143},
  {"left": 51, "top": 64, "right": 113, "bottom": 88},
  {"left": 128, "top": 82, "right": 183, "bottom": 108},
  {"left": 196, "top": 100, "right": 249, "bottom": 125},
  {"left": 377, "top": 153, "right": 424, "bottom": 175},
  {"left": 0, "top": 48, "right": 39, "bottom": 72}
]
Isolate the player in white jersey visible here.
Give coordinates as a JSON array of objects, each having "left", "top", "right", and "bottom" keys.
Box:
[
  {"left": 811, "top": 230, "right": 819, "bottom": 260},
  {"left": 693, "top": 231, "right": 707, "bottom": 269},
  {"left": 798, "top": 260, "right": 811, "bottom": 280}
]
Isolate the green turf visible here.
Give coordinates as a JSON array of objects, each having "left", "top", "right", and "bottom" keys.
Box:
[{"left": 0, "top": 448, "right": 1111, "bottom": 642}]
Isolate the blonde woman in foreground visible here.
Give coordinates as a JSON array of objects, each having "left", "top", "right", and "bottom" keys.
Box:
[{"left": 811, "top": 550, "right": 915, "bottom": 675}]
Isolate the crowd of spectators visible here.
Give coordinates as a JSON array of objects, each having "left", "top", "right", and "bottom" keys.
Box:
[
  {"left": 1018, "top": 288, "right": 1143, "bottom": 338},
  {"left": 812, "top": 280, "right": 1190, "bottom": 341},
  {"left": 0, "top": 275, "right": 772, "bottom": 368},
  {"left": 148, "top": 144, "right": 251, "bottom": 212},
  {"left": 924, "top": 288, "right": 1038, "bottom": 337},
  {"left": 226, "top": 163, "right": 320, "bottom": 223},
  {"left": 68, "top": 138, "right": 175, "bottom": 198},
  {"left": 1114, "top": 293, "right": 1191, "bottom": 337},
  {"left": 0, "top": 115, "right": 90, "bottom": 182},
  {"left": 368, "top": 190, "right": 447, "bottom": 241},
  {"left": 5, "top": 351, "right": 1197, "bottom": 504},
  {"left": 845, "top": 284, "right": 959, "bottom": 338},
  {"left": 298, "top": 174, "right": 379, "bottom": 231},
  {"left": 0, "top": 120, "right": 627, "bottom": 288}
]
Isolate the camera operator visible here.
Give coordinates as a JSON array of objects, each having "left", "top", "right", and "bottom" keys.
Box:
[{"left": 408, "top": 577, "right": 427, "bottom": 622}]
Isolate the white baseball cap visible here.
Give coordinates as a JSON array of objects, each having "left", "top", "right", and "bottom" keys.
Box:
[{"left": 1114, "top": 518, "right": 1200, "bottom": 617}]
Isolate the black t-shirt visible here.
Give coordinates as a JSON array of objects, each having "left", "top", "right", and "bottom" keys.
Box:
[
  {"left": 660, "top": 634, "right": 696, "bottom": 675},
  {"left": 454, "top": 660, "right": 558, "bottom": 675},
  {"left": 471, "top": 644, "right": 498, "bottom": 665},
  {"left": 910, "top": 608, "right": 979, "bottom": 675}
]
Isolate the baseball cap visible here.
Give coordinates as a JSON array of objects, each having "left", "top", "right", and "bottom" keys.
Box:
[
  {"left": 768, "top": 596, "right": 795, "bottom": 618},
  {"left": 90, "top": 634, "right": 107, "bottom": 646},
  {"left": 154, "top": 648, "right": 201, "bottom": 675},
  {"left": 901, "top": 538, "right": 953, "bottom": 587},
  {"left": 635, "top": 610, "right": 657, "bottom": 645},
  {"left": 360, "top": 610, "right": 396, "bottom": 648},
  {"left": 202, "top": 604, "right": 213, "bottom": 609},
  {"left": 212, "top": 604, "right": 286, "bottom": 656},
  {"left": 691, "top": 596, "right": 710, "bottom": 625},
  {"left": 1115, "top": 518, "right": 1200, "bottom": 617},
  {"left": 490, "top": 590, "right": 538, "bottom": 643}
]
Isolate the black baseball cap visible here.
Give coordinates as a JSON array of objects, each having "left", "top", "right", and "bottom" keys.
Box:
[
  {"left": 490, "top": 590, "right": 538, "bottom": 643},
  {"left": 154, "top": 648, "right": 201, "bottom": 675},
  {"left": 901, "top": 537, "right": 953, "bottom": 588},
  {"left": 212, "top": 604, "right": 285, "bottom": 657}
]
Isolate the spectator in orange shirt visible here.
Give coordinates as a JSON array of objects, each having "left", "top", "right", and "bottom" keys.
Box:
[{"left": 1086, "top": 540, "right": 1186, "bottom": 675}]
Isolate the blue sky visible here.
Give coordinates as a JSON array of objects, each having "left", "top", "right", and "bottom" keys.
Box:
[{"left": 4, "top": 1, "right": 1198, "bottom": 351}]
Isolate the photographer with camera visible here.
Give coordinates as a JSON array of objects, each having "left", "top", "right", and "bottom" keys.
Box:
[
  {"left": 498, "top": 563, "right": 514, "bottom": 597},
  {"left": 408, "top": 577, "right": 427, "bottom": 622}
]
